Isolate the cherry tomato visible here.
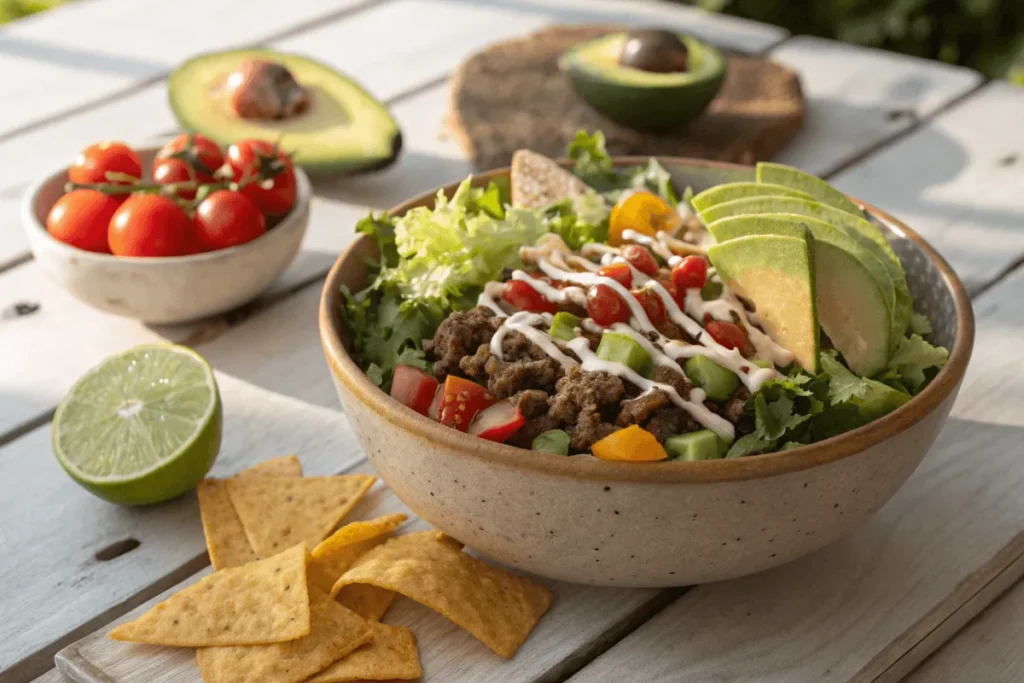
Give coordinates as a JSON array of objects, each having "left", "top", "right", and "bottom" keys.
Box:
[
  {"left": 631, "top": 288, "right": 667, "bottom": 326},
  {"left": 436, "top": 376, "right": 494, "bottom": 431},
  {"left": 671, "top": 255, "right": 708, "bottom": 291},
  {"left": 226, "top": 139, "right": 297, "bottom": 216},
  {"left": 656, "top": 278, "right": 677, "bottom": 298},
  {"left": 152, "top": 158, "right": 199, "bottom": 200},
  {"left": 108, "top": 194, "right": 194, "bottom": 257},
  {"left": 69, "top": 142, "right": 142, "bottom": 185},
  {"left": 608, "top": 191, "right": 681, "bottom": 246},
  {"left": 155, "top": 133, "right": 224, "bottom": 180},
  {"left": 587, "top": 284, "right": 631, "bottom": 326},
  {"left": 621, "top": 244, "right": 658, "bottom": 276},
  {"left": 45, "top": 189, "right": 120, "bottom": 253},
  {"left": 390, "top": 365, "right": 440, "bottom": 416},
  {"left": 194, "top": 190, "right": 266, "bottom": 252},
  {"left": 502, "top": 280, "right": 557, "bottom": 313},
  {"left": 597, "top": 262, "right": 633, "bottom": 289},
  {"left": 705, "top": 320, "right": 751, "bottom": 355}
]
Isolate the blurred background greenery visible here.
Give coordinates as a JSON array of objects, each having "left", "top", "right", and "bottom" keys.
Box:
[
  {"left": 0, "top": 0, "right": 64, "bottom": 23},
  {"left": 679, "top": 0, "right": 1024, "bottom": 84}
]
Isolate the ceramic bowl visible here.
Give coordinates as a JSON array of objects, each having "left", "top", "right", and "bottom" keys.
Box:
[
  {"left": 320, "top": 158, "right": 974, "bottom": 588},
  {"left": 23, "top": 146, "right": 311, "bottom": 325}
]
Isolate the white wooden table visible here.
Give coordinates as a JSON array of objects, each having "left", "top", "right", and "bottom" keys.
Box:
[{"left": 2, "top": 1, "right": 1023, "bottom": 682}]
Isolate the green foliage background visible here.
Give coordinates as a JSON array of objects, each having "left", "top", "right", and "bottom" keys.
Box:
[
  {"left": 0, "top": 0, "right": 64, "bottom": 23},
  {"left": 680, "top": 0, "right": 1024, "bottom": 83}
]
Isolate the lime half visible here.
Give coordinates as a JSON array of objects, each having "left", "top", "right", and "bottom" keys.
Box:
[{"left": 53, "top": 343, "right": 222, "bottom": 506}]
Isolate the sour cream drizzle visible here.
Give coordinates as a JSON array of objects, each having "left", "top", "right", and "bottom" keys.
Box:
[{"left": 490, "top": 311, "right": 579, "bottom": 370}]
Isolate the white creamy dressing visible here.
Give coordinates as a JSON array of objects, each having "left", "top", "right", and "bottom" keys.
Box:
[
  {"left": 490, "top": 311, "right": 579, "bottom": 370},
  {"left": 478, "top": 282, "right": 510, "bottom": 317}
]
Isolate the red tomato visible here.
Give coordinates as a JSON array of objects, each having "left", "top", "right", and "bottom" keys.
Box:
[
  {"left": 69, "top": 142, "right": 142, "bottom": 185},
  {"left": 436, "top": 376, "right": 494, "bottom": 431},
  {"left": 502, "top": 280, "right": 557, "bottom": 314},
  {"left": 468, "top": 400, "right": 524, "bottom": 442},
  {"left": 597, "top": 262, "right": 632, "bottom": 289},
  {"left": 671, "top": 255, "right": 708, "bottom": 291},
  {"left": 194, "top": 190, "right": 266, "bottom": 251},
  {"left": 152, "top": 158, "right": 201, "bottom": 200},
  {"left": 45, "top": 189, "right": 120, "bottom": 253},
  {"left": 108, "top": 194, "right": 194, "bottom": 257},
  {"left": 631, "top": 288, "right": 667, "bottom": 325},
  {"left": 390, "top": 365, "right": 439, "bottom": 416},
  {"left": 155, "top": 133, "right": 224, "bottom": 180},
  {"left": 226, "top": 139, "right": 297, "bottom": 216},
  {"left": 587, "top": 284, "right": 631, "bottom": 326},
  {"left": 621, "top": 244, "right": 658, "bottom": 276},
  {"left": 656, "top": 278, "right": 677, "bottom": 298},
  {"left": 705, "top": 320, "right": 751, "bottom": 354}
]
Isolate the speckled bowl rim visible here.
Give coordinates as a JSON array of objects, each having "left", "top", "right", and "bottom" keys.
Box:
[
  {"left": 21, "top": 145, "right": 312, "bottom": 265},
  {"left": 320, "top": 156, "right": 974, "bottom": 484}
]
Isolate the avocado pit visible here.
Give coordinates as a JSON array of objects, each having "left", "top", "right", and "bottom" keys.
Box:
[
  {"left": 226, "top": 59, "right": 310, "bottom": 120},
  {"left": 618, "top": 29, "right": 690, "bottom": 74}
]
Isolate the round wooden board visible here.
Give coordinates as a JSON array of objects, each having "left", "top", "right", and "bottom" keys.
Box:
[{"left": 449, "top": 25, "right": 805, "bottom": 170}]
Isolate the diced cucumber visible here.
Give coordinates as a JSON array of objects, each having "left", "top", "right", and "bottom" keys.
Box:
[
  {"left": 549, "top": 312, "right": 582, "bottom": 341},
  {"left": 597, "top": 333, "right": 653, "bottom": 377},
  {"left": 665, "top": 430, "right": 726, "bottom": 461},
  {"left": 532, "top": 429, "right": 570, "bottom": 455},
  {"left": 700, "top": 279, "right": 723, "bottom": 301},
  {"left": 684, "top": 355, "right": 738, "bottom": 401}
]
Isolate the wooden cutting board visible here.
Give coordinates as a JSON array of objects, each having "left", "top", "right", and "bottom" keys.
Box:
[{"left": 449, "top": 25, "right": 805, "bottom": 170}]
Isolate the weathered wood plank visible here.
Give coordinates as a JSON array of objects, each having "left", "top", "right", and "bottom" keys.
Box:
[
  {"left": 768, "top": 36, "right": 983, "bottom": 177},
  {"left": 832, "top": 82, "right": 1024, "bottom": 292},
  {"left": 566, "top": 267, "right": 1024, "bottom": 683},
  {"left": 30, "top": 669, "right": 66, "bottom": 683}
]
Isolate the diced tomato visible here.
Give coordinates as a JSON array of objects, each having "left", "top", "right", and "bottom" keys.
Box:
[
  {"left": 621, "top": 244, "right": 658, "bottom": 276},
  {"left": 587, "top": 284, "right": 632, "bottom": 326},
  {"left": 631, "top": 288, "right": 667, "bottom": 326},
  {"left": 436, "top": 376, "right": 494, "bottom": 431},
  {"left": 390, "top": 365, "right": 440, "bottom": 416},
  {"left": 468, "top": 400, "right": 524, "bottom": 442},
  {"left": 502, "top": 280, "right": 557, "bottom": 313},
  {"left": 671, "top": 255, "right": 708, "bottom": 291},
  {"left": 705, "top": 320, "right": 752, "bottom": 355},
  {"left": 597, "top": 262, "right": 633, "bottom": 289}
]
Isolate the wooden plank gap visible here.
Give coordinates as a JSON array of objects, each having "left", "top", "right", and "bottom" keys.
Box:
[
  {"left": 0, "top": 408, "right": 53, "bottom": 450},
  {"left": 967, "top": 253, "right": 1024, "bottom": 300}
]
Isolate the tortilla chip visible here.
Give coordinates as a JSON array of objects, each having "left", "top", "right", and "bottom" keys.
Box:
[
  {"left": 109, "top": 544, "right": 310, "bottom": 646},
  {"left": 307, "top": 622, "right": 421, "bottom": 682},
  {"left": 332, "top": 531, "right": 553, "bottom": 658},
  {"left": 510, "top": 149, "right": 590, "bottom": 209},
  {"left": 198, "top": 457, "right": 303, "bottom": 570},
  {"left": 337, "top": 584, "right": 396, "bottom": 622},
  {"left": 308, "top": 514, "right": 408, "bottom": 593},
  {"left": 197, "top": 588, "right": 372, "bottom": 683},
  {"left": 227, "top": 475, "right": 376, "bottom": 558},
  {"left": 239, "top": 455, "right": 303, "bottom": 478}
]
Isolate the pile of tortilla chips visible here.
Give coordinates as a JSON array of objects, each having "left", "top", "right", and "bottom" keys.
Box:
[{"left": 109, "top": 455, "right": 554, "bottom": 682}]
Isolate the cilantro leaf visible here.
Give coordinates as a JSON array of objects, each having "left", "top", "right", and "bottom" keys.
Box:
[
  {"left": 820, "top": 352, "right": 910, "bottom": 422},
  {"left": 888, "top": 334, "right": 949, "bottom": 392},
  {"left": 726, "top": 433, "right": 775, "bottom": 458},
  {"left": 355, "top": 213, "right": 398, "bottom": 267}
]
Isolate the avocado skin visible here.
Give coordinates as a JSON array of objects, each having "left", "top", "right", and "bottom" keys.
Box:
[{"left": 560, "top": 35, "right": 726, "bottom": 133}]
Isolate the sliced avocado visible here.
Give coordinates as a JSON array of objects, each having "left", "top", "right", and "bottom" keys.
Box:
[
  {"left": 169, "top": 49, "right": 401, "bottom": 175},
  {"left": 510, "top": 150, "right": 590, "bottom": 209},
  {"left": 707, "top": 231, "right": 819, "bottom": 373},
  {"left": 708, "top": 216, "right": 893, "bottom": 376},
  {"left": 665, "top": 430, "right": 727, "bottom": 461},
  {"left": 755, "top": 163, "right": 862, "bottom": 216},
  {"left": 559, "top": 33, "right": 725, "bottom": 133},
  {"left": 684, "top": 355, "right": 738, "bottom": 401},
  {"left": 691, "top": 183, "right": 812, "bottom": 214}
]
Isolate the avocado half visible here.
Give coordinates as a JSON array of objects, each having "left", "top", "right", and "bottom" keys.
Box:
[
  {"left": 168, "top": 49, "right": 402, "bottom": 175},
  {"left": 559, "top": 33, "right": 726, "bottom": 133}
]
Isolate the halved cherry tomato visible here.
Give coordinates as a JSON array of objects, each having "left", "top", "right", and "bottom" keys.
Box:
[
  {"left": 69, "top": 142, "right": 142, "bottom": 185},
  {"left": 502, "top": 280, "right": 557, "bottom": 313},
  {"left": 155, "top": 133, "right": 224, "bottom": 180},
  {"left": 390, "top": 365, "right": 440, "bottom": 416},
  {"left": 705, "top": 320, "right": 751, "bottom": 355},
  {"left": 608, "top": 191, "right": 681, "bottom": 246},
  {"left": 226, "top": 139, "right": 297, "bottom": 216},
  {"left": 194, "top": 190, "right": 266, "bottom": 251},
  {"left": 108, "top": 194, "right": 194, "bottom": 257},
  {"left": 621, "top": 244, "right": 658, "bottom": 276},
  {"left": 45, "top": 189, "right": 120, "bottom": 253},
  {"left": 631, "top": 288, "right": 667, "bottom": 325},
  {"left": 436, "top": 376, "right": 494, "bottom": 431},
  {"left": 468, "top": 400, "right": 524, "bottom": 442},
  {"left": 671, "top": 255, "right": 708, "bottom": 291},
  {"left": 587, "top": 284, "right": 631, "bottom": 326},
  {"left": 597, "top": 262, "right": 633, "bottom": 289}
]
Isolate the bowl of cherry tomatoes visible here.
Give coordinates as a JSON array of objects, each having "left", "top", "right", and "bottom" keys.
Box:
[{"left": 22, "top": 134, "right": 311, "bottom": 325}]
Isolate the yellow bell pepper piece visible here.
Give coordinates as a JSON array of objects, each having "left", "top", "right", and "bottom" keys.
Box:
[
  {"left": 608, "top": 191, "right": 681, "bottom": 246},
  {"left": 591, "top": 424, "right": 668, "bottom": 461}
]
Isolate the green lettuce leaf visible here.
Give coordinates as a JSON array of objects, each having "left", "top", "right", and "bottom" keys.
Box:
[
  {"left": 541, "top": 191, "right": 610, "bottom": 249},
  {"left": 888, "top": 333, "right": 949, "bottom": 392},
  {"left": 355, "top": 213, "right": 398, "bottom": 267},
  {"left": 909, "top": 311, "right": 933, "bottom": 336},
  {"left": 566, "top": 130, "right": 679, "bottom": 205}
]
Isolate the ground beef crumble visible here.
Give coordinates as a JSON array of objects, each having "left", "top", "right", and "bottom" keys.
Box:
[{"left": 430, "top": 307, "right": 501, "bottom": 380}]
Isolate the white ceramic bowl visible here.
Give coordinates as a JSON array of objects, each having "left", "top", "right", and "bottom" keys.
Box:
[{"left": 22, "top": 146, "right": 310, "bottom": 325}]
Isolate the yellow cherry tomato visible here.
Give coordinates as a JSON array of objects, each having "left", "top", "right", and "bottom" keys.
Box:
[
  {"left": 591, "top": 425, "right": 668, "bottom": 461},
  {"left": 608, "top": 190, "right": 681, "bottom": 246}
]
